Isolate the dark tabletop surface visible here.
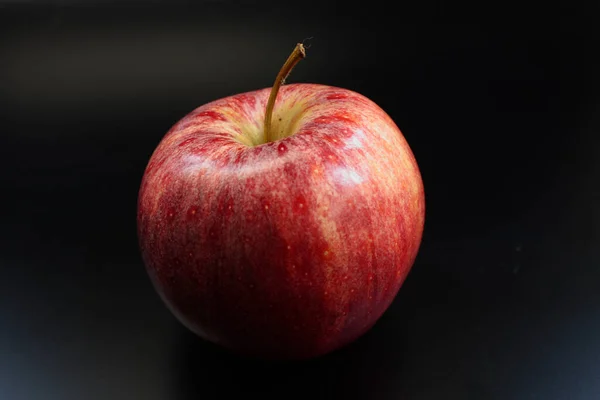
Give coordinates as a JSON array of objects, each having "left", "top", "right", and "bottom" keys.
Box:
[{"left": 1, "top": 3, "right": 599, "bottom": 399}]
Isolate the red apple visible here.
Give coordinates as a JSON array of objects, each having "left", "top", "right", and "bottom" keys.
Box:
[{"left": 137, "top": 44, "right": 425, "bottom": 359}]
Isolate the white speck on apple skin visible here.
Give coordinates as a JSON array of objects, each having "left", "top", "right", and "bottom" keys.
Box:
[
  {"left": 344, "top": 128, "right": 365, "bottom": 149},
  {"left": 329, "top": 167, "right": 364, "bottom": 186}
]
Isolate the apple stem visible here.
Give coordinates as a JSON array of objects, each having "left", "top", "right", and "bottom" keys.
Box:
[{"left": 264, "top": 43, "right": 306, "bottom": 143}]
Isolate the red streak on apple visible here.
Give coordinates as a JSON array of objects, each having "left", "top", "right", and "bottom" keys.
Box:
[{"left": 138, "top": 83, "right": 425, "bottom": 359}]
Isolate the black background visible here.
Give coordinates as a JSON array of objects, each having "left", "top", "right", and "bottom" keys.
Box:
[{"left": 1, "top": 2, "right": 600, "bottom": 399}]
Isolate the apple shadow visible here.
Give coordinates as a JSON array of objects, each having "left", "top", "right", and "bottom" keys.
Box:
[
  {"left": 172, "top": 308, "right": 412, "bottom": 400},
  {"left": 174, "top": 332, "right": 382, "bottom": 400}
]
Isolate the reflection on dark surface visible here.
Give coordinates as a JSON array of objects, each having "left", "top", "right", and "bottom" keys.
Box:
[{"left": 1, "top": 3, "right": 600, "bottom": 400}]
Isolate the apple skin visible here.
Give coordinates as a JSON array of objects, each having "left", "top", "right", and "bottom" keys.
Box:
[{"left": 137, "top": 83, "right": 425, "bottom": 359}]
